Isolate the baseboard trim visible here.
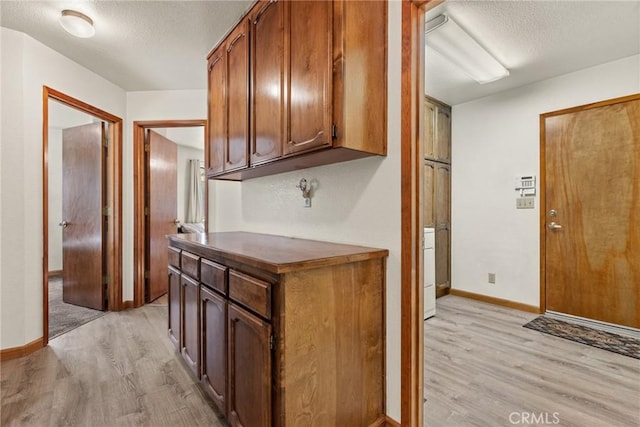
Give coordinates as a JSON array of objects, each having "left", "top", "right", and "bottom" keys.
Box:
[
  {"left": 123, "top": 300, "right": 134, "bottom": 310},
  {"left": 385, "top": 415, "right": 401, "bottom": 426},
  {"left": 0, "top": 337, "right": 44, "bottom": 361},
  {"left": 48, "top": 270, "right": 62, "bottom": 278},
  {"left": 449, "top": 289, "right": 541, "bottom": 314}
]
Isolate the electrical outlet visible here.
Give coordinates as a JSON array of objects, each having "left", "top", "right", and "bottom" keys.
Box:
[
  {"left": 304, "top": 198, "right": 311, "bottom": 208},
  {"left": 516, "top": 197, "right": 535, "bottom": 209},
  {"left": 488, "top": 273, "right": 496, "bottom": 284}
]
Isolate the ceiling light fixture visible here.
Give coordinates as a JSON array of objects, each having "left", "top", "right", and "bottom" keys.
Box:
[
  {"left": 59, "top": 10, "right": 95, "bottom": 38},
  {"left": 426, "top": 14, "right": 509, "bottom": 84}
]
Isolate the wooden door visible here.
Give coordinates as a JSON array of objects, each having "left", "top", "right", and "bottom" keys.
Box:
[
  {"left": 147, "top": 130, "right": 177, "bottom": 303},
  {"left": 228, "top": 304, "right": 271, "bottom": 427},
  {"left": 168, "top": 266, "right": 181, "bottom": 350},
  {"left": 207, "top": 49, "right": 226, "bottom": 175},
  {"left": 285, "top": 0, "right": 332, "bottom": 156},
  {"left": 435, "top": 106, "right": 451, "bottom": 163},
  {"left": 544, "top": 96, "right": 640, "bottom": 328},
  {"left": 201, "top": 286, "right": 228, "bottom": 414},
  {"left": 62, "top": 122, "right": 106, "bottom": 310},
  {"left": 181, "top": 274, "right": 200, "bottom": 378},
  {"left": 225, "top": 21, "right": 250, "bottom": 171},
  {"left": 251, "top": 0, "right": 285, "bottom": 165}
]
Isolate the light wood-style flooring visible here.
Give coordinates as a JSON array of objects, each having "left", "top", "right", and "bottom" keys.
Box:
[
  {"left": 1, "top": 306, "right": 225, "bottom": 427},
  {"left": 425, "top": 295, "right": 640, "bottom": 426}
]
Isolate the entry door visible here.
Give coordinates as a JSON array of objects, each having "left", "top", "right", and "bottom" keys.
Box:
[
  {"left": 147, "top": 130, "right": 178, "bottom": 302},
  {"left": 62, "top": 122, "right": 106, "bottom": 310},
  {"left": 544, "top": 96, "right": 639, "bottom": 329}
]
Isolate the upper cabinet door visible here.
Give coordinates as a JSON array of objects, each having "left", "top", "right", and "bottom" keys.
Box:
[
  {"left": 424, "top": 100, "right": 436, "bottom": 160},
  {"left": 435, "top": 106, "right": 451, "bottom": 163},
  {"left": 251, "top": 0, "right": 285, "bottom": 166},
  {"left": 207, "top": 50, "right": 226, "bottom": 176},
  {"left": 225, "top": 21, "right": 250, "bottom": 171},
  {"left": 285, "top": 0, "right": 332, "bottom": 156}
]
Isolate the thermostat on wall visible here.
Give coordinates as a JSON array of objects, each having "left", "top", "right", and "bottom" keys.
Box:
[{"left": 515, "top": 175, "right": 536, "bottom": 197}]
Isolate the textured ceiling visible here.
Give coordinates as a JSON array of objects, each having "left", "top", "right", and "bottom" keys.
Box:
[
  {"left": 0, "top": 0, "right": 253, "bottom": 91},
  {"left": 426, "top": 1, "right": 640, "bottom": 105},
  {"left": 2, "top": 1, "right": 638, "bottom": 101}
]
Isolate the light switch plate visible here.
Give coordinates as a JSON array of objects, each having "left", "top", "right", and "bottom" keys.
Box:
[
  {"left": 304, "top": 198, "right": 311, "bottom": 208},
  {"left": 516, "top": 197, "right": 535, "bottom": 209}
]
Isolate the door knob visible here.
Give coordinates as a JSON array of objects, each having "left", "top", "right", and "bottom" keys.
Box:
[
  {"left": 59, "top": 220, "right": 68, "bottom": 228},
  {"left": 174, "top": 219, "right": 180, "bottom": 225},
  {"left": 548, "top": 222, "right": 562, "bottom": 230}
]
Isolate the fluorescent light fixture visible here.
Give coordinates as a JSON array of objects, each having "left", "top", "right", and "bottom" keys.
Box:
[
  {"left": 426, "top": 14, "right": 509, "bottom": 84},
  {"left": 59, "top": 10, "right": 95, "bottom": 38}
]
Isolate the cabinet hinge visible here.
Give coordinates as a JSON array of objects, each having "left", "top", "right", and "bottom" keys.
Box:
[
  {"left": 331, "top": 124, "right": 338, "bottom": 140},
  {"left": 270, "top": 334, "right": 275, "bottom": 351},
  {"left": 103, "top": 206, "right": 112, "bottom": 216}
]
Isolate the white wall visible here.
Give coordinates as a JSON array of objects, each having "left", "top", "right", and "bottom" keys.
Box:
[
  {"left": 0, "top": 27, "right": 127, "bottom": 349},
  {"left": 177, "top": 145, "right": 205, "bottom": 223},
  {"left": 210, "top": 2, "right": 403, "bottom": 418},
  {"left": 451, "top": 54, "right": 640, "bottom": 307}
]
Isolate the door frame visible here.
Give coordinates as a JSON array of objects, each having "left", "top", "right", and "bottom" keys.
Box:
[
  {"left": 133, "top": 120, "right": 207, "bottom": 308},
  {"left": 42, "top": 86, "right": 123, "bottom": 345},
  {"left": 538, "top": 93, "right": 640, "bottom": 314}
]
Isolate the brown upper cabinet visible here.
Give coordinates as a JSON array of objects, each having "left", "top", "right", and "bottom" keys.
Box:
[
  {"left": 207, "top": 21, "right": 250, "bottom": 175},
  {"left": 207, "top": 0, "right": 388, "bottom": 181},
  {"left": 424, "top": 97, "right": 451, "bottom": 164}
]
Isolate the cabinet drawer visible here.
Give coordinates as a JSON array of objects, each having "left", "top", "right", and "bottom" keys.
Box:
[
  {"left": 168, "top": 246, "right": 181, "bottom": 269},
  {"left": 181, "top": 251, "right": 200, "bottom": 280},
  {"left": 201, "top": 259, "right": 228, "bottom": 295},
  {"left": 229, "top": 270, "right": 271, "bottom": 320}
]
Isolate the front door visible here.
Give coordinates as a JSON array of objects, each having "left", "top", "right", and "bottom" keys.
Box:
[
  {"left": 62, "top": 122, "right": 106, "bottom": 310},
  {"left": 543, "top": 95, "right": 639, "bottom": 328},
  {"left": 146, "top": 130, "right": 178, "bottom": 302}
]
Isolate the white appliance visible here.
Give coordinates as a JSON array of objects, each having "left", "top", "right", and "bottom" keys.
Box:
[{"left": 424, "top": 228, "right": 436, "bottom": 319}]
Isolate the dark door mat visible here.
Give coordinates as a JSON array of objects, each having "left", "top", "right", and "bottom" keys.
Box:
[{"left": 523, "top": 316, "right": 640, "bottom": 360}]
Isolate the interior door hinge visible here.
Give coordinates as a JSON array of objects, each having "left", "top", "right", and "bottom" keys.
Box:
[
  {"left": 102, "top": 275, "right": 110, "bottom": 285},
  {"left": 144, "top": 270, "right": 149, "bottom": 279},
  {"left": 103, "top": 206, "right": 112, "bottom": 216},
  {"left": 103, "top": 135, "right": 110, "bottom": 148},
  {"left": 144, "top": 207, "right": 149, "bottom": 216},
  {"left": 331, "top": 124, "right": 338, "bottom": 140},
  {"left": 144, "top": 143, "right": 150, "bottom": 152},
  {"left": 270, "top": 334, "right": 275, "bottom": 351}
]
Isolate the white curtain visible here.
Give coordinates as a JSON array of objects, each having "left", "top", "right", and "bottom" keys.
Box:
[{"left": 186, "top": 159, "right": 204, "bottom": 223}]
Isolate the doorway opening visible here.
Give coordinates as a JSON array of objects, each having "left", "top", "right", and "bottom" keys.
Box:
[
  {"left": 42, "top": 86, "right": 123, "bottom": 345},
  {"left": 133, "top": 120, "right": 207, "bottom": 308}
]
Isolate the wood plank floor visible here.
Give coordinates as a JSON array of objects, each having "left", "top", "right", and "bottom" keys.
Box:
[
  {"left": 425, "top": 295, "right": 640, "bottom": 427},
  {"left": 1, "top": 306, "right": 225, "bottom": 427}
]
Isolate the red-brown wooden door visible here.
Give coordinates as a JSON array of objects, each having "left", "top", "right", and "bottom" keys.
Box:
[
  {"left": 543, "top": 96, "right": 640, "bottom": 328},
  {"left": 62, "top": 122, "right": 106, "bottom": 310},
  {"left": 147, "top": 130, "right": 178, "bottom": 302}
]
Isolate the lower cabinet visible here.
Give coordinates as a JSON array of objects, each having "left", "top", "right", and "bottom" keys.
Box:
[
  {"left": 181, "top": 274, "right": 200, "bottom": 378},
  {"left": 167, "top": 266, "right": 181, "bottom": 350},
  {"left": 167, "top": 233, "right": 387, "bottom": 426},
  {"left": 200, "top": 286, "right": 227, "bottom": 413},
  {"left": 228, "top": 303, "right": 272, "bottom": 427}
]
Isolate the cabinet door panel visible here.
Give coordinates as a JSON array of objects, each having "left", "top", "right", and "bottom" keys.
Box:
[
  {"left": 435, "top": 106, "right": 451, "bottom": 163},
  {"left": 228, "top": 304, "right": 271, "bottom": 427},
  {"left": 435, "top": 163, "right": 451, "bottom": 227},
  {"left": 207, "top": 51, "right": 226, "bottom": 175},
  {"left": 201, "top": 286, "right": 227, "bottom": 415},
  {"left": 181, "top": 274, "right": 200, "bottom": 378},
  {"left": 435, "top": 228, "right": 450, "bottom": 289},
  {"left": 168, "top": 266, "right": 181, "bottom": 350},
  {"left": 226, "top": 21, "right": 250, "bottom": 171},
  {"left": 424, "top": 100, "right": 436, "bottom": 160},
  {"left": 285, "top": 0, "right": 332, "bottom": 156},
  {"left": 423, "top": 162, "right": 435, "bottom": 227},
  {"left": 251, "top": 0, "right": 285, "bottom": 165}
]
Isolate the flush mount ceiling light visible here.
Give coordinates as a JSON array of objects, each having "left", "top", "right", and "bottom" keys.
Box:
[
  {"left": 59, "top": 10, "right": 95, "bottom": 38},
  {"left": 426, "top": 14, "right": 509, "bottom": 84}
]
